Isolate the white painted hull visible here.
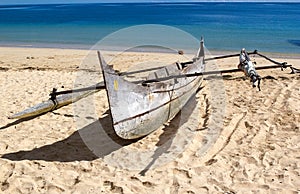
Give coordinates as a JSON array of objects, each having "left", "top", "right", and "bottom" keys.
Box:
[{"left": 99, "top": 53, "right": 204, "bottom": 139}]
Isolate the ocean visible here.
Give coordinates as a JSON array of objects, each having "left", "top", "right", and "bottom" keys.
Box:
[{"left": 0, "top": 2, "right": 299, "bottom": 54}]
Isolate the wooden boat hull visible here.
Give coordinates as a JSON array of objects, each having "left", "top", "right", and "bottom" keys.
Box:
[{"left": 99, "top": 52, "right": 204, "bottom": 139}]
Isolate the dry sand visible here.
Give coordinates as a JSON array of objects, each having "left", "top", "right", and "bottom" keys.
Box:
[{"left": 0, "top": 46, "right": 299, "bottom": 193}]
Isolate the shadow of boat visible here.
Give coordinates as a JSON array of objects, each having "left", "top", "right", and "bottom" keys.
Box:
[
  {"left": 2, "top": 89, "right": 201, "bottom": 165},
  {"left": 1, "top": 113, "right": 136, "bottom": 162}
]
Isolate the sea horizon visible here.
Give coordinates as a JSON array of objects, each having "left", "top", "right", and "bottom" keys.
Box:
[{"left": 0, "top": 2, "right": 299, "bottom": 54}]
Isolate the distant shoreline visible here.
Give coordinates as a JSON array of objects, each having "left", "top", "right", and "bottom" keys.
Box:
[
  {"left": 0, "top": 44, "right": 299, "bottom": 60},
  {"left": 1, "top": 41, "right": 299, "bottom": 58}
]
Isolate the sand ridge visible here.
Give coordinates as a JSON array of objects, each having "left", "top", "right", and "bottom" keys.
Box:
[{"left": 0, "top": 47, "right": 299, "bottom": 193}]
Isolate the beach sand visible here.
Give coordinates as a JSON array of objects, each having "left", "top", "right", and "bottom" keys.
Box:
[{"left": 0, "top": 46, "right": 299, "bottom": 193}]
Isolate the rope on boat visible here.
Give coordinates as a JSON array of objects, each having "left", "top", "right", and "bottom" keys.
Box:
[{"left": 49, "top": 88, "right": 59, "bottom": 110}]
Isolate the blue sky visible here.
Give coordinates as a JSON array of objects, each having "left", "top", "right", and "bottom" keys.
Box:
[{"left": 0, "top": 0, "right": 296, "bottom": 5}]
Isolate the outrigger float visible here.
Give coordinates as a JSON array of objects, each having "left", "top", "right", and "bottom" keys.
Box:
[{"left": 9, "top": 39, "right": 299, "bottom": 139}]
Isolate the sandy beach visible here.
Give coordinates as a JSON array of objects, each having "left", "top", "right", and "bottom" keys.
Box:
[{"left": 0, "top": 46, "right": 299, "bottom": 193}]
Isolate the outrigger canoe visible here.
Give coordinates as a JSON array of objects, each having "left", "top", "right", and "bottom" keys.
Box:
[
  {"left": 9, "top": 38, "right": 295, "bottom": 140},
  {"left": 9, "top": 39, "right": 206, "bottom": 140},
  {"left": 99, "top": 40, "right": 205, "bottom": 139}
]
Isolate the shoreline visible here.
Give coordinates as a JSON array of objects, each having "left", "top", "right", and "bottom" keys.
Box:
[{"left": 0, "top": 45, "right": 299, "bottom": 60}]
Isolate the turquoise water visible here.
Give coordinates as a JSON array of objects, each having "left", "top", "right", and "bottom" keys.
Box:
[{"left": 0, "top": 3, "right": 299, "bottom": 53}]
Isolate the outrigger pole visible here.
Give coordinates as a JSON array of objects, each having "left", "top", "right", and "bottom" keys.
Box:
[
  {"left": 253, "top": 51, "right": 300, "bottom": 73},
  {"left": 205, "top": 49, "right": 299, "bottom": 73},
  {"left": 205, "top": 51, "right": 257, "bottom": 61},
  {"left": 9, "top": 49, "right": 298, "bottom": 120},
  {"left": 49, "top": 50, "right": 294, "bottom": 98},
  {"left": 49, "top": 82, "right": 105, "bottom": 98},
  {"left": 141, "top": 64, "right": 292, "bottom": 85},
  {"left": 117, "top": 50, "right": 297, "bottom": 75}
]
